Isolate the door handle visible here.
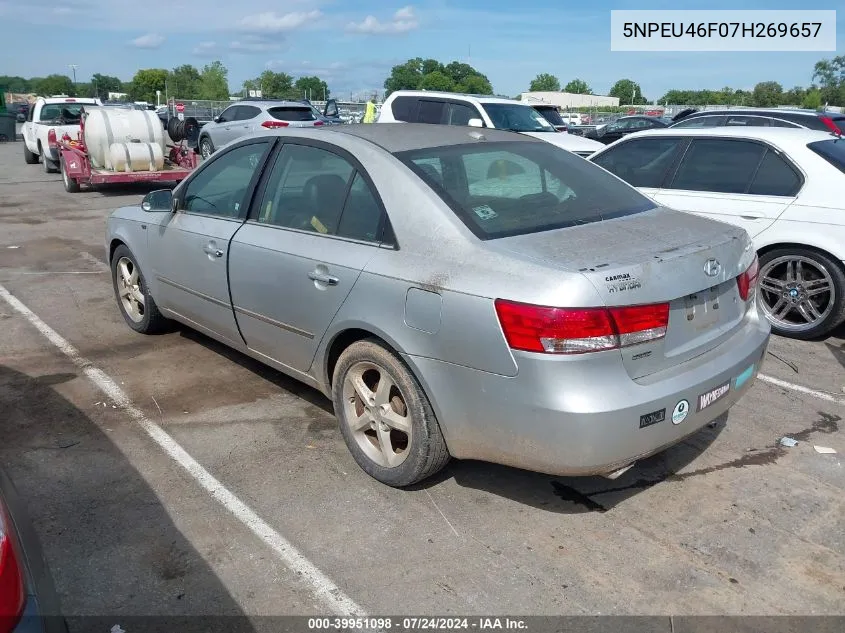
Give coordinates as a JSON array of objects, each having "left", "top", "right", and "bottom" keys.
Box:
[
  {"left": 308, "top": 271, "right": 339, "bottom": 286},
  {"left": 739, "top": 214, "right": 765, "bottom": 220},
  {"left": 203, "top": 244, "right": 223, "bottom": 258}
]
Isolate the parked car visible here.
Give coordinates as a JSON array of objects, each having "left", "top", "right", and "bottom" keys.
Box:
[
  {"left": 301, "top": 99, "right": 344, "bottom": 125},
  {"left": 11, "top": 103, "right": 29, "bottom": 123},
  {"left": 106, "top": 124, "right": 768, "bottom": 487},
  {"left": 530, "top": 104, "right": 568, "bottom": 131},
  {"left": 377, "top": 90, "right": 604, "bottom": 156},
  {"left": 196, "top": 99, "right": 323, "bottom": 159},
  {"left": 590, "top": 127, "right": 845, "bottom": 338},
  {"left": 584, "top": 115, "right": 668, "bottom": 144},
  {"left": 670, "top": 108, "right": 845, "bottom": 133},
  {"left": 22, "top": 96, "right": 101, "bottom": 172},
  {"left": 0, "top": 466, "right": 67, "bottom": 633}
]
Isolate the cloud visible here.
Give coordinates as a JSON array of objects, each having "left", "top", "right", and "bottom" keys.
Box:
[
  {"left": 193, "top": 41, "right": 218, "bottom": 56},
  {"left": 346, "top": 5, "right": 419, "bottom": 35},
  {"left": 230, "top": 34, "right": 283, "bottom": 53},
  {"left": 131, "top": 33, "right": 164, "bottom": 49},
  {"left": 238, "top": 10, "right": 322, "bottom": 34}
]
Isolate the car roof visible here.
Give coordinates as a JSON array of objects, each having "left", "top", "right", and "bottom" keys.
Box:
[
  {"left": 386, "top": 90, "right": 520, "bottom": 106},
  {"left": 683, "top": 108, "right": 825, "bottom": 117},
  {"left": 259, "top": 123, "right": 540, "bottom": 153},
  {"left": 237, "top": 99, "right": 313, "bottom": 107},
  {"left": 618, "top": 126, "right": 837, "bottom": 148}
]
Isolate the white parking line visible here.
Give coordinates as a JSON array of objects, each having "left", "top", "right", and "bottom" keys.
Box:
[
  {"left": 0, "top": 283, "right": 367, "bottom": 617},
  {"left": 757, "top": 373, "right": 845, "bottom": 406}
]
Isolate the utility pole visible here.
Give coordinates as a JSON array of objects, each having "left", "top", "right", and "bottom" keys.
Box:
[{"left": 68, "top": 64, "right": 78, "bottom": 86}]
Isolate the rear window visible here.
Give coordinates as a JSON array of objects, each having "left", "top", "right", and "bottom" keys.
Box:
[
  {"left": 807, "top": 139, "right": 845, "bottom": 173},
  {"left": 397, "top": 141, "right": 655, "bottom": 240},
  {"left": 39, "top": 103, "right": 85, "bottom": 122},
  {"left": 268, "top": 106, "right": 316, "bottom": 122}
]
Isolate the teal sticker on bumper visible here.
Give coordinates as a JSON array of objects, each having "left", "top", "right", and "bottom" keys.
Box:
[{"left": 735, "top": 364, "right": 755, "bottom": 389}]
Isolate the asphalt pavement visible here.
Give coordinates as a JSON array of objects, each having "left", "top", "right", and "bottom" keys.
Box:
[{"left": 0, "top": 140, "right": 843, "bottom": 627}]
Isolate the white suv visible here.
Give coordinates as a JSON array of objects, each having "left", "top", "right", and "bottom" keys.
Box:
[{"left": 377, "top": 91, "right": 604, "bottom": 157}]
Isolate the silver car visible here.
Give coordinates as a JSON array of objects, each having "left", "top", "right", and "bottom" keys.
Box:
[
  {"left": 198, "top": 99, "right": 323, "bottom": 159},
  {"left": 106, "top": 124, "right": 770, "bottom": 487}
]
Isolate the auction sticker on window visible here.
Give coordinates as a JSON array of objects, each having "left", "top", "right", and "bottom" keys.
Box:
[
  {"left": 697, "top": 381, "right": 731, "bottom": 412},
  {"left": 472, "top": 204, "right": 498, "bottom": 220}
]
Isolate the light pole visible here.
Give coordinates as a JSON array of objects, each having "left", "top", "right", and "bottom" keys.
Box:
[{"left": 68, "top": 64, "right": 78, "bottom": 86}]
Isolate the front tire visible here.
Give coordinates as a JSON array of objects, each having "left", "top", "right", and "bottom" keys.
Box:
[
  {"left": 199, "top": 136, "right": 214, "bottom": 160},
  {"left": 111, "top": 245, "right": 170, "bottom": 334},
  {"left": 332, "top": 339, "right": 450, "bottom": 487},
  {"left": 757, "top": 247, "right": 845, "bottom": 339},
  {"left": 24, "top": 143, "right": 39, "bottom": 164}
]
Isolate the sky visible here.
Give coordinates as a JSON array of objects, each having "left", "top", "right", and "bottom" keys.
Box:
[{"left": 1, "top": 0, "right": 842, "bottom": 101}]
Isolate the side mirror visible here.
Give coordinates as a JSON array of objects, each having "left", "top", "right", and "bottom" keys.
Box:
[
  {"left": 467, "top": 118, "right": 483, "bottom": 128},
  {"left": 213, "top": 116, "right": 222, "bottom": 124},
  {"left": 141, "top": 189, "right": 174, "bottom": 212}
]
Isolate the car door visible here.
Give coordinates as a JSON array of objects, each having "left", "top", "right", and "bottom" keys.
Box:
[
  {"left": 650, "top": 137, "right": 801, "bottom": 238},
  {"left": 209, "top": 105, "right": 241, "bottom": 147},
  {"left": 148, "top": 139, "right": 274, "bottom": 345},
  {"left": 599, "top": 119, "right": 633, "bottom": 143},
  {"left": 234, "top": 104, "right": 262, "bottom": 139},
  {"left": 590, "top": 136, "right": 687, "bottom": 199},
  {"left": 228, "top": 141, "right": 386, "bottom": 373}
]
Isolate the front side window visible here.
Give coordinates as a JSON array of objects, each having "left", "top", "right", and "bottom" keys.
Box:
[
  {"left": 417, "top": 100, "right": 446, "bottom": 124},
  {"left": 482, "top": 104, "right": 555, "bottom": 133},
  {"left": 671, "top": 115, "right": 726, "bottom": 128},
  {"left": 447, "top": 102, "right": 480, "bottom": 126},
  {"left": 668, "top": 139, "right": 766, "bottom": 194},
  {"left": 182, "top": 141, "right": 270, "bottom": 217},
  {"left": 217, "top": 106, "right": 238, "bottom": 123},
  {"left": 592, "top": 137, "right": 684, "bottom": 188},
  {"left": 534, "top": 106, "right": 565, "bottom": 127},
  {"left": 399, "top": 141, "right": 655, "bottom": 240}
]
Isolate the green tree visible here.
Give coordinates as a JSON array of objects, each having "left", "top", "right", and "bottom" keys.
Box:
[
  {"left": 32, "top": 74, "right": 76, "bottom": 97},
  {"left": 812, "top": 55, "right": 845, "bottom": 106},
  {"left": 751, "top": 81, "right": 783, "bottom": 107},
  {"left": 384, "top": 58, "right": 493, "bottom": 96},
  {"left": 294, "top": 76, "right": 329, "bottom": 101},
  {"left": 418, "top": 70, "right": 456, "bottom": 92},
  {"left": 609, "top": 79, "right": 646, "bottom": 105},
  {"left": 383, "top": 58, "right": 427, "bottom": 95},
  {"left": 128, "top": 68, "right": 168, "bottom": 103},
  {"left": 564, "top": 79, "right": 591, "bottom": 94},
  {"left": 90, "top": 73, "right": 123, "bottom": 101},
  {"left": 0, "top": 76, "right": 32, "bottom": 93},
  {"left": 168, "top": 65, "right": 201, "bottom": 99},
  {"left": 459, "top": 74, "right": 493, "bottom": 95},
  {"left": 198, "top": 61, "right": 229, "bottom": 100},
  {"left": 529, "top": 73, "right": 560, "bottom": 92},
  {"left": 802, "top": 88, "right": 823, "bottom": 109},
  {"left": 255, "top": 70, "right": 294, "bottom": 98},
  {"left": 782, "top": 85, "right": 806, "bottom": 107},
  {"left": 421, "top": 59, "right": 444, "bottom": 76}
]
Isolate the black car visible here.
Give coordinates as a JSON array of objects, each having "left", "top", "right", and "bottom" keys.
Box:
[
  {"left": 585, "top": 115, "right": 668, "bottom": 144},
  {"left": 669, "top": 108, "right": 845, "bottom": 134},
  {"left": 0, "top": 467, "right": 66, "bottom": 633},
  {"left": 530, "top": 104, "right": 567, "bottom": 131}
]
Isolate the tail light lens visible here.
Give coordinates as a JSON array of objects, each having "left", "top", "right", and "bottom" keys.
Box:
[
  {"left": 0, "top": 501, "right": 25, "bottom": 632},
  {"left": 820, "top": 116, "right": 843, "bottom": 136},
  {"left": 737, "top": 255, "right": 759, "bottom": 301},
  {"left": 261, "top": 120, "right": 289, "bottom": 128},
  {"left": 495, "top": 300, "right": 669, "bottom": 355},
  {"left": 313, "top": 120, "right": 324, "bottom": 126},
  {"left": 47, "top": 128, "right": 58, "bottom": 148}
]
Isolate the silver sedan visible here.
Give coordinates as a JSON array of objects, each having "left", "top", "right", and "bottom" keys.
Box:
[{"left": 105, "top": 124, "right": 770, "bottom": 487}]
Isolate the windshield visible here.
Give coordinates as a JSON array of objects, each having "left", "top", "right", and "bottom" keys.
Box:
[
  {"left": 482, "top": 103, "right": 555, "bottom": 133},
  {"left": 808, "top": 138, "right": 845, "bottom": 173},
  {"left": 397, "top": 141, "right": 655, "bottom": 240},
  {"left": 533, "top": 106, "right": 565, "bottom": 127}
]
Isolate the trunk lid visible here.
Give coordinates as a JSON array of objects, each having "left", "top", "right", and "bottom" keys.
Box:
[{"left": 494, "top": 207, "right": 756, "bottom": 379}]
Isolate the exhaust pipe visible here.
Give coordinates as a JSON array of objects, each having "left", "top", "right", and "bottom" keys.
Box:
[{"left": 603, "top": 463, "right": 635, "bottom": 480}]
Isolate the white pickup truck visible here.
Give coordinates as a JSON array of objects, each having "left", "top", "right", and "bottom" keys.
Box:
[{"left": 23, "top": 96, "right": 100, "bottom": 172}]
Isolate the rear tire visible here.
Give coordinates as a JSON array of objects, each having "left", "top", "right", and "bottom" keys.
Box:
[
  {"left": 332, "top": 339, "right": 450, "bottom": 487},
  {"left": 757, "top": 247, "right": 845, "bottom": 340},
  {"left": 40, "top": 144, "right": 58, "bottom": 173},
  {"left": 111, "top": 245, "right": 170, "bottom": 334},
  {"left": 24, "top": 143, "right": 38, "bottom": 164},
  {"left": 60, "top": 157, "right": 80, "bottom": 193}
]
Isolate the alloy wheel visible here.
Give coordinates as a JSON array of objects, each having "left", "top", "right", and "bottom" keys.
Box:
[
  {"left": 116, "top": 257, "right": 145, "bottom": 323},
  {"left": 758, "top": 255, "right": 835, "bottom": 333}
]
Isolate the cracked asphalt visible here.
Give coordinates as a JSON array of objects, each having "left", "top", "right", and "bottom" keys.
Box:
[{"left": 0, "top": 140, "right": 843, "bottom": 625}]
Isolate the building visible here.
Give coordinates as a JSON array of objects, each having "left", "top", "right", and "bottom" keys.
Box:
[{"left": 519, "top": 91, "right": 619, "bottom": 109}]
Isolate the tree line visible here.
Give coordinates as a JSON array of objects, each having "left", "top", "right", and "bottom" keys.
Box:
[{"left": 0, "top": 61, "right": 331, "bottom": 105}]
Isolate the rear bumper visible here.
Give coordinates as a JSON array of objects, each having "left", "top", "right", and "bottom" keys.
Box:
[{"left": 406, "top": 308, "right": 770, "bottom": 476}]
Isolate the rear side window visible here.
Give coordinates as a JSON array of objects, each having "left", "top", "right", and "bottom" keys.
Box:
[
  {"left": 592, "top": 137, "right": 684, "bottom": 188},
  {"left": 398, "top": 141, "right": 655, "bottom": 240},
  {"left": 808, "top": 139, "right": 845, "bottom": 174},
  {"left": 725, "top": 115, "right": 770, "bottom": 127},
  {"left": 417, "top": 100, "right": 446, "bottom": 124},
  {"left": 391, "top": 96, "right": 418, "bottom": 122},
  {"left": 771, "top": 118, "right": 801, "bottom": 128},
  {"left": 748, "top": 151, "right": 802, "bottom": 196},
  {"left": 268, "top": 107, "right": 316, "bottom": 122},
  {"left": 238, "top": 105, "right": 262, "bottom": 120},
  {"left": 668, "top": 139, "right": 766, "bottom": 194},
  {"left": 671, "top": 115, "right": 726, "bottom": 128}
]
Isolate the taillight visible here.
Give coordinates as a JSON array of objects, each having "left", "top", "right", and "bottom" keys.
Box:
[
  {"left": 737, "top": 255, "right": 759, "bottom": 301},
  {"left": 47, "top": 128, "right": 58, "bottom": 147},
  {"left": 313, "top": 120, "right": 324, "bottom": 126},
  {"left": 261, "top": 120, "right": 289, "bottom": 128},
  {"left": 494, "top": 300, "right": 669, "bottom": 355},
  {"left": 820, "top": 116, "right": 843, "bottom": 136},
  {"left": 0, "top": 501, "right": 25, "bottom": 633}
]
